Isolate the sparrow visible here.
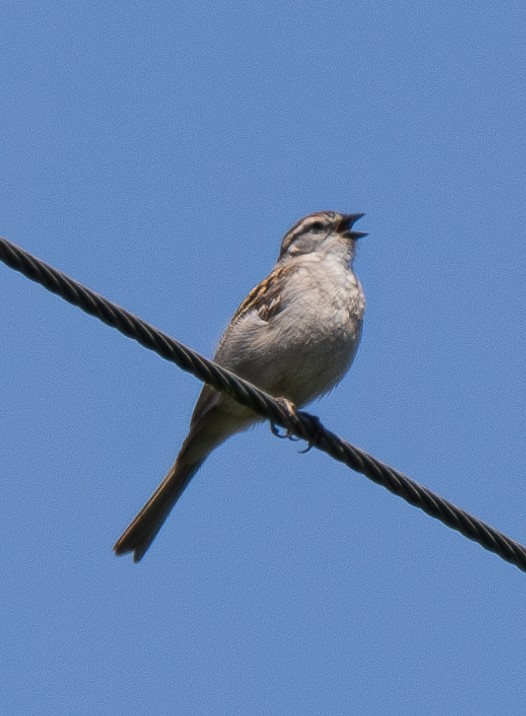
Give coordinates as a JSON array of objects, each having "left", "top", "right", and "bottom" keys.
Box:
[{"left": 114, "top": 211, "right": 367, "bottom": 561}]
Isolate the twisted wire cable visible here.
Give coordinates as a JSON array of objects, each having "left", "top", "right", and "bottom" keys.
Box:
[{"left": 1, "top": 235, "right": 525, "bottom": 573}]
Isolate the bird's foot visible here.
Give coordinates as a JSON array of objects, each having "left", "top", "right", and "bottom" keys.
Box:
[
  {"left": 269, "top": 397, "right": 300, "bottom": 441},
  {"left": 270, "top": 400, "right": 322, "bottom": 453}
]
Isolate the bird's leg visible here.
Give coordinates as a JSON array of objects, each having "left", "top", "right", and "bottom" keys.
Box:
[
  {"left": 269, "top": 400, "right": 324, "bottom": 453},
  {"left": 269, "top": 397, "right": 300, "bottom": 441}
]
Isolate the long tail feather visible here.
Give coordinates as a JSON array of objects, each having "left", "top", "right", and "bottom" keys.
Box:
[
  {"left": 113, "top": 457, "right": 204, "bottom": 562},
  {"left": 114, "top": 398, "right": 252, "bottom": 561}
]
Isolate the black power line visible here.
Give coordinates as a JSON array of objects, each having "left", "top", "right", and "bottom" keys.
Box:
[{"left": 1, "top": 235, "right": 525, "bottom": 573}]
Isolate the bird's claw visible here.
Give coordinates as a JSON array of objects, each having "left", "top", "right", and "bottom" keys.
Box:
[
  {"left": 269, "top": 400, "right": 322, "bottom": 453},
  {"left": 270, "top": 422, "right": 299, "bottom": 440},
  {"left": 270, "top": 397, "right": 300, "bottom": 440}
]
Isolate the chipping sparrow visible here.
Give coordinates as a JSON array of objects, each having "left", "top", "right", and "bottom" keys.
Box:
[{"left": 114, "top": 211, "right": 367, "bottom": 561}]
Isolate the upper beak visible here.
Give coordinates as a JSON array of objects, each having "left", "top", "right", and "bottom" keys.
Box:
[{"left": 338, "top": 213, "right": 368, "bottom": 240}]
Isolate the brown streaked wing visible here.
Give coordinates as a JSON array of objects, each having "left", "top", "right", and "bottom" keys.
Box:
[
  {"left": 231, "top": 265, "right": 292, "bottom": 324},
  {"left": 188, "top": 268, "right": 290, "bottom": 427},
  {"left": 189, "top": 266, "right": 291, "bottom": 426}
]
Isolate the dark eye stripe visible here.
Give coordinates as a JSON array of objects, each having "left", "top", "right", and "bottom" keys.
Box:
[{"left": 278, "top": 212, "right": 335, "bottom": 259}]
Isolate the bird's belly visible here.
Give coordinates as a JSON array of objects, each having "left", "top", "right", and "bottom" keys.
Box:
[
  {"left": 269, "top": 320, "right": 360, "bottom": 405},
  {"left": 234, "top": 301, "right": 362, "bottom": 406}
]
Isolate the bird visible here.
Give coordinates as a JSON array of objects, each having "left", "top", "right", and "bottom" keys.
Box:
[{"left": 114, "top": 210, "right": 367, "bottom": 561}]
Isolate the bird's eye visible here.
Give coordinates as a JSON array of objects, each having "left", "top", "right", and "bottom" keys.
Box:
[{"left": 309, "top": 221, "right": 325, "bottom": 232}]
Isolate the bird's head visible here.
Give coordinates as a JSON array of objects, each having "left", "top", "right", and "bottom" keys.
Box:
[{"left": 278, "top": 211, "right": 367, "bottom": 262}]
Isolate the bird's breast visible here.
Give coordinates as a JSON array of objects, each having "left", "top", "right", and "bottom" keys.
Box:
[{"left": 216, "top": 255, "right": 365, "bottom": 408}]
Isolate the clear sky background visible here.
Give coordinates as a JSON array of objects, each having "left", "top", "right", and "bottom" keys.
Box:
[{"left": 1, "top": 3, "right": 525, "bottom": 714}]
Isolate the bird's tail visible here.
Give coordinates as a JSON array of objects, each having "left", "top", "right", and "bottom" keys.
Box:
[
  {"left": 113, "top": 455, "right": 204, "bottom": 562},
  {"left": 114, "top": 398, "right": 253, "bottom": 561}
]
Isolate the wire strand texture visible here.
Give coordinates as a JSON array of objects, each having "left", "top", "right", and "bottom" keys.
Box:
[{"left": 1, "top": 235, "right": 525, "bottom": 573}]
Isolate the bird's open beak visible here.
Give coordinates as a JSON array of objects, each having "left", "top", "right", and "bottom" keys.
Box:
[{"left": 338, "top": 213, "right": 368, "bottom": 240}]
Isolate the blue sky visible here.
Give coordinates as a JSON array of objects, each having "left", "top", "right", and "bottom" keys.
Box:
[{"left": 1, "top": 2, "right": 525, "bottom": 714}]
